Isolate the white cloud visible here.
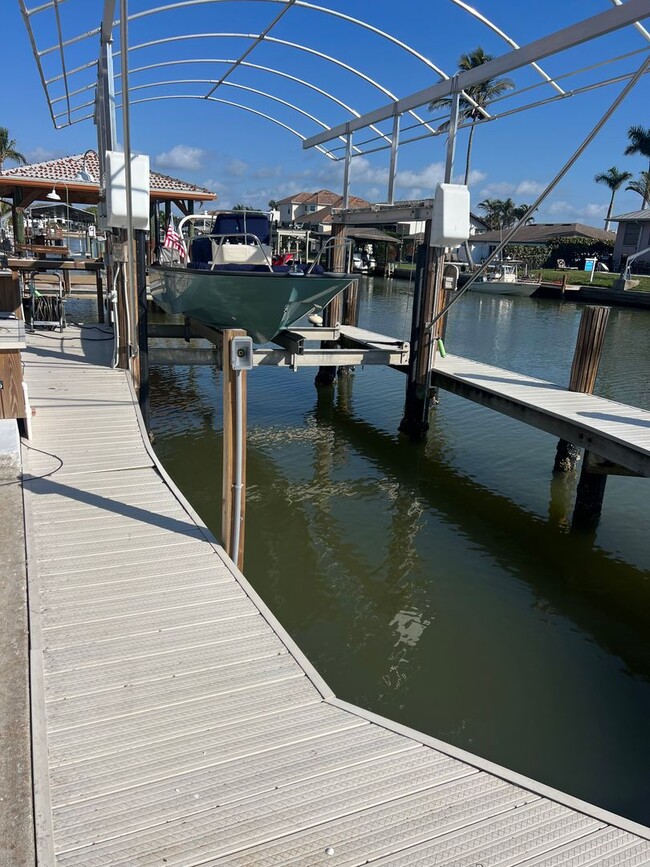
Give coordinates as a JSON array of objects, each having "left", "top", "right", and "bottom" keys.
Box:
[
  {"left": 28, "top": 147, "right": 60, "bottom": 164},
  {"left": 227, "top": 159, "right": 248, "bottom": 177},
  {"left": 480, "top": 178, "right": 544, "bottom": 198},
  {"left": 544, "top": 200, "right": 606, "bottom": 222},
  {"left": 516, "top": 180, "right": 545, "bottom": 196},
  {"left": 155, "top": 145, "right": 208, "bottom": 171},
  {"left": 466, "top": 169, "right": 487, "bottom": 186}
]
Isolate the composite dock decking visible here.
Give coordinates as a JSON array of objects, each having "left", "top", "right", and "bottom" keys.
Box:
[
  {"left": 21, "top": 327, "right": 650, "bottom": 865},
  {"left": 433, "top": 354, "right": 650, "bottom": 477}
]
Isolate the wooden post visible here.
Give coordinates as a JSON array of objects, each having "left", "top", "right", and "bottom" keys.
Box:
[
  {"left": 221, "top": 328, "right": 247, "bottom": 571},
  {"left": 572, "top": 453, "right": 608, "bottom": 530},
  {"left": 399, "top": 226, "right": 445, "bottom": 440},
  {"left": 116, "top": 259, "right": 130, "bottom": 369},
  {"left": 12, "top": 188, "right": 26, "bottom": 249},
  {"left": 342, "top": 280, "right": 359, "bottom": 328},
  {"left": 135, "top": 230, "right": 150, "bottom": 431},
  {"left": 95, "top": 267, "right": 105, "bottom": 324},
  {"left": 315, "top": 223, "right": 346, "bottom": 386},
  {"left": 554, "top": 305, "right": 610, "bottom": 473},
  {"left": 0, "top": 272, "right": 21, "bottom": 316}
]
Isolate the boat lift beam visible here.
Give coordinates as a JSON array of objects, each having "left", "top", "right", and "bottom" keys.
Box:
[
  {"left": 147, "top": 323, "right": 411, "bottom": 370},
  {"left": 304, "top": 0, "right": 650, "bottom": 149}
]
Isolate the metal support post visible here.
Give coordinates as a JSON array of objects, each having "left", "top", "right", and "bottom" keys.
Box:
[
  {"left": 387, "top": 112, "right": 400, "bottom": 204},
  {"left": 342, "top": 130, "right": 352, "bottom": 210}
]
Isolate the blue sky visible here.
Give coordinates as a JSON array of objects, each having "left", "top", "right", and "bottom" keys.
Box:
[{"left": 4, "top": 0, "right": 650, "bottom": 222}]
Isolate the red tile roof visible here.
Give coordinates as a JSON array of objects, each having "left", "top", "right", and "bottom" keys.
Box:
[{"left": 0, "top": 151, "right": 215, "bottom": 197}]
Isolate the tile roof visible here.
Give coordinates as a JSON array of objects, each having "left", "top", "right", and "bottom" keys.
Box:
[
  {"left": 276, "top": 189, "right": 373, "bottom": 208},
  {"left": 0, "top": 152, "right": 215, "bottom": 197},
  {"left": 294, "top": 195, "right": 374, "bottom": 225}
]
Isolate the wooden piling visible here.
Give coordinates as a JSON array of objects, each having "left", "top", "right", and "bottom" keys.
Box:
[
  {"left": 399, "top": 228, "right": 445, "bottom": 441},
  {"left": 572, "top": 451, "right": 608, "bottom": 530},
  {"left": 554, "top": 305, "right": 610, "bottom": 473},
  {"left": 135, "top": 230, "right": 150, "bottom": 431},
  {"left": 221, "top": 328, "right": 247, "bottom": 571},
  {"left": 315, "top": 223, "right": 346, "bottom": 386}
]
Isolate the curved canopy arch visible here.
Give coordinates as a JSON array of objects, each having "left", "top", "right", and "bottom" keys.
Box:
[
  {"left": 122, "top": 0, "right": 564, "bottom": 106},
  {"left": 128, "top": 93, "right": 335, "bottom": 157},
  {"left": 127, "top": 32, "right": 439, "bottom": 137},
  {"left": 107, "top": 77, "right": 363, "bottom": 153},
  {"left": 449, "top": 0, "right": 565, "bottom": 94},
  {"left": 50, "top": 57, "right": 394, "bottom": 147}
]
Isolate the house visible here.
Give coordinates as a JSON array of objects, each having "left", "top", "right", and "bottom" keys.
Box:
[
  {"left": 468, "top": 222, "right": 615, "bottom": 264},
  {"left": 276, "top": 190, "right": 372, "bottom": 229},
  {"left": 611, "top": 210, "right": 650, "bottom": 272}
]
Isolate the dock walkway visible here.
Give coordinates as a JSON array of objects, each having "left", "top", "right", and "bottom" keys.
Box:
[
  {"left": 22, "top": 327, "right": 650, "bottom": 865},
  {"left": 433, "top": 354, "right": 650, "bottom": 476}
]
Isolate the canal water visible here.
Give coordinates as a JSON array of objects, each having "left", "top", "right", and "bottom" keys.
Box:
[{"left": 147, "top": 277, "right": 650, "bottom": 826}]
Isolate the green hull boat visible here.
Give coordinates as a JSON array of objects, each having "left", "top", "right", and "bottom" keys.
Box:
[{"left": 150, "top": 265, "right": 355, "bottom": 344}]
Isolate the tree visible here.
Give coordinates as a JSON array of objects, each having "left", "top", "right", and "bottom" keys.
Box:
[
  {"left": 625, "top": 171, "right": 650, "bottom": 209},
  {"left": 0, "top": 127, "right": 27, "bottom": 171},
  {"left": 625, "top": 125, "right": 650, "bottom": 174},
  {"left": 594, "top": 166, "right": 632, "bottom": 229},
  {"left": 233, "top": 203, "right": 255, "bottom": 211},
  {"left": 477, "top": 197, "right": 502, "bottom": 229},
  {"left": 512, "top": 203, "right": 535, "bottom": 225},
  {"left": 268, "top": 199, "right": 279, "bottom": 210},
  {"left": 477, "top": 197, "right": 535, "bottom": 230},
  {"left": 429, "top": 47, "right": 514, "bottom": 185}
]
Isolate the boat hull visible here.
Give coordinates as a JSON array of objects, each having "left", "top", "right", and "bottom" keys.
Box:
[
  {"left": 468, "top": 281, "right": 539, "bottom": 297},
  {"left": 150, "top": 265, "right": 355, "bottom": 344}
]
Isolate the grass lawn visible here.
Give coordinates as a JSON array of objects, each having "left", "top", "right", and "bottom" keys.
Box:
[
  {"left": 535, "top": 269, "right": 650, "bottom": 292},
  {"left": 393, "top": 263, "right": 650, "bottom": 292}
]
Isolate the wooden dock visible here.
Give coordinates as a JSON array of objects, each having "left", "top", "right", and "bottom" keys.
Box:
[
  {"left": 433, "top": 354, "right": 650, "bottom": 477},
  {"left": 20, "top": 327, "right": 650, "bottom": 864}
]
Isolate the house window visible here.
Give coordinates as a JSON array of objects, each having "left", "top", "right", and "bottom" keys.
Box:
[
  {"left": 308, "top": 204, "right": 318, "bottom": 212},
  {"left": 622, "top": 222, "right": 641, "bottom": 246}
]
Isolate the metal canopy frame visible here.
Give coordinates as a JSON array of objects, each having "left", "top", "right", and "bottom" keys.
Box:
[{"left": 17, "top": 0, "right": 650, "bottom": 206}]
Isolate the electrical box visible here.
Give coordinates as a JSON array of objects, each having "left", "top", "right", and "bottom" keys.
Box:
[
  {"left": 231, "top": 336, "right": 254, "bottom": 371},
  {"left": 429, "top": 183, "right": 470, "bottom": 248},
  {"left": 111, "top": 241, "right": 129, "bottom": 263},
  {"left": 105, "top": 150, "right": 150, "bottom": 230}
]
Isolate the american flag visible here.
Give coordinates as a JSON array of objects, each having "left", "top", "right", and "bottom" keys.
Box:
[{"left": 163, "top": 216, "right": 186, "bottom": 260}]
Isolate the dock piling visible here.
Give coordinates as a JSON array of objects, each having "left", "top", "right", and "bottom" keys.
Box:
[
  {"left": 316, "top": 223, "right": 346, "bottom": 387},
  {"left": 221, "top": 328, "right": 248, "bottom": 570},
  {"left": 399, "top": 231, "right": 445, "bottom": 441},
  {"left": 554, "top": 305, "right": 611, "bottom": 474}
]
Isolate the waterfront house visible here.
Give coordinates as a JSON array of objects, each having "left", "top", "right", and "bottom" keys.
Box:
[{"left": 611, "top": 210, "right": 650, "bottom": 272}]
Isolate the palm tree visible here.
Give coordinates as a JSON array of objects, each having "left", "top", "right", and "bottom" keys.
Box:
[
  {"left": 595, "top": 166, "right": 632, "bottom": 229},
  {"left": 625, "top": 171, "right": 650, "bottom": 209},
  {"left": 477, "top": 197, "right": 502, "bottom": 229},
  {"left": 0, "top": 127, "right": 27, "bottom": 171},
  {"left": 429, "top": 47, "right": 514, "bottom": 185},
  {"left": 512, "top": 203, "right": 535, "bottom": 225},
  {"left": 625, "top": 125, "right": 650, "bottom": 172},
  {"left": 477, "top": 197, "right": 535, "bottom": 230}
]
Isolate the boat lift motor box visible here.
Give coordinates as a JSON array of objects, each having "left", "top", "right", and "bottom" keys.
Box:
[
  {"left": 429, "top": 183, "right": 470, "bottom": 248},
  {"left": 104, "top": 151, "right": 150, "bottom": 231}
]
